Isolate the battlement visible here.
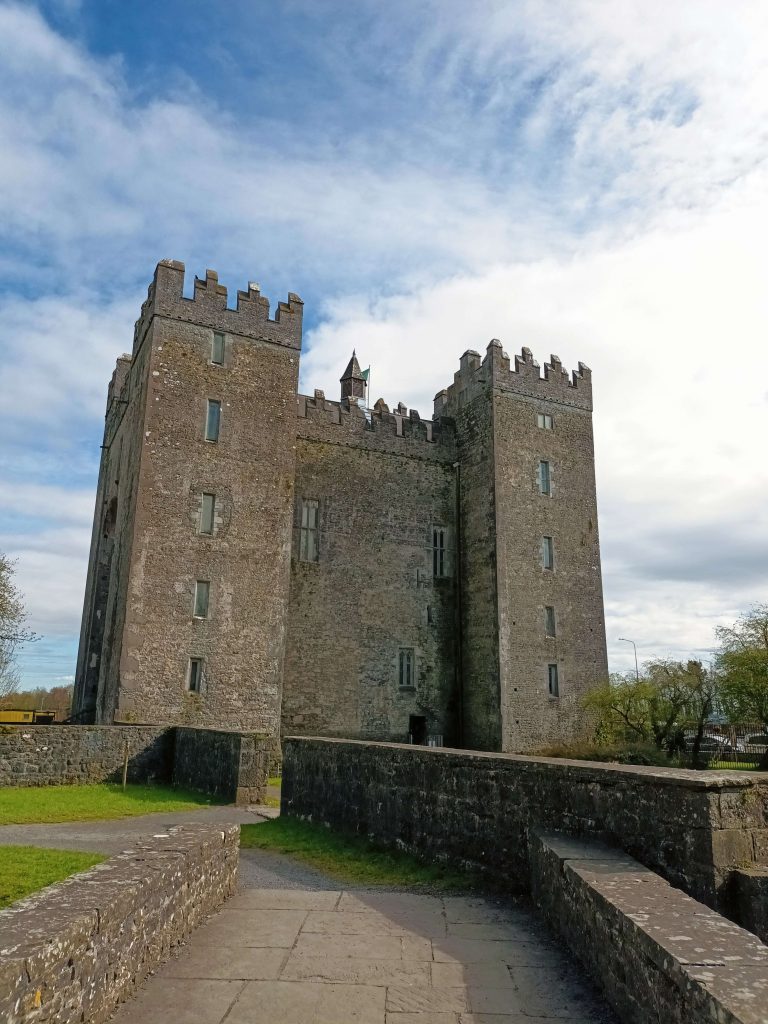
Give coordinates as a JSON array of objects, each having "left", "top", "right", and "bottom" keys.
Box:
[
  {"left": 435, "top": 340, "right": 592, "bottom": 415},
  {"left": 132, "top": 260, "right": 303, "bottom": 353},
  {"left": 297, "top": 390, "right": 455, "bottom": 455},
  {"left": 106, "top": 354, "right": 131, "bottom": 407}
]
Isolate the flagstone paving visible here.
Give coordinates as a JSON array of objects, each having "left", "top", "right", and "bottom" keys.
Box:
[
  {"left": 109, "top": 851, "right": 617, "bottom": 1024},
  {"left": 1, "top": 808, "right": 617, "bottom": 1022}
]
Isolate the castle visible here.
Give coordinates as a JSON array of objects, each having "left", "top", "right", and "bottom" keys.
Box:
[{"left": 72, "top": 260, "right": 608, "bottom": 752}]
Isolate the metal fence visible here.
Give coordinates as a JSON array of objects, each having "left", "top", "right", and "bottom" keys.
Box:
[{"left": 682, "top": 723, "right": 768, "bottom": 768}]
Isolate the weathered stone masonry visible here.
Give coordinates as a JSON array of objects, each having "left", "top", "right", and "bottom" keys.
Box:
[
  {"left": 282, "top": 737, "right": 768, "bottom": 915},
  {"left": 74, "top": 260, "right": 608, "bottom": 753},
  {"left": 0, "top": 824, "right": 239, "bottom": 1024},
  {"left": 0, "top": 724, "right": 271, "bottom": 804},
  {"left": 282, "top": 738, "right": 768, "bottom": 1024}
]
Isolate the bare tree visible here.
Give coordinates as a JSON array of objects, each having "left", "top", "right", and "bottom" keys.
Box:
[{"left": 0, "top": 554, "right": 37, "bottom": 699}]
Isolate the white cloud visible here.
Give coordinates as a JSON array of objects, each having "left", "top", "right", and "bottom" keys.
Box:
[
  {"left": 302, "top": 168, "right": 768, "bottom": 671},
  {"left": 0, "top": 291, "right": 138, "bottom": 438},
  {"left": 0, "top": 533, "right": 89, "bottom": 634},
  {"left": 0, "top": 1, "right": 767, "bottom": 682}
]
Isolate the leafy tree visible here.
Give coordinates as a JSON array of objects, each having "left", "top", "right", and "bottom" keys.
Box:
[
  {"left": 646, "top": 659, "right": 720, "bottom": 767},
  {"left": 0, "top": 684, "right": 73, "bottom": 715},
  {"left": 0, "top": 554, "right": 37, "bottom": 699},
  {"left": 583, "top": 660, "right": 722, "bottom": 767},
  {"left": 583, "top": 673, "right": 658, "bottom": 744},
  {"left": 716, "top": 605, "right": 768, "bottom": 768}
]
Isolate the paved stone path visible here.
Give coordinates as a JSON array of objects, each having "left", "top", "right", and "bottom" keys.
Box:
[
  {"left": 0, "top": 804, "right": 276, "bottom": 854},
  {"left": 1, "top": 810, "right": 616, "bottom": 1022},
  {"left": 110, "top": 884, "right": 616, "bottom": 1024}
]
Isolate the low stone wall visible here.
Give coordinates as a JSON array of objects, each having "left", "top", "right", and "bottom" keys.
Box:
[
  {"left": 531, "top": 831, "right": 768, "bottom": 1024},
  {"left": 0, "top": 724, "right": 273, "bottom": 804},
  {"left": 173, "top": 727, "right": 272, "bottom": 804},
  {"left": 282, "top": 737, "right": 768, "bottom": 913},
  {"left": 0, "top": 724, "right": 172, "bottom": 787},
  {"left": 734, "top": 866, "right": 768, "bottom": 945},
  {"left": 0, "top": 823, "right": 239, "bottom": 1024}
]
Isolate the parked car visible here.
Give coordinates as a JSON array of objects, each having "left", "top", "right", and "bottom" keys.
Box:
[
  {"left": 683, "top": 731, "right": 746, "bottom": 755},
  {"left": 746, "top": 733, "right": 768, "bottom": 753}
]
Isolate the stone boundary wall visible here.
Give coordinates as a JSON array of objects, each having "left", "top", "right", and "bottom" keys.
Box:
[
  {"left": 282, "top": 737, "right": 768, "bottom": 913},
  {"left": 530, "top": 831, "right": 768, "bottom": 1024},
  {"left": 0, "top": 725, "right": 273, "bottom": 804},
  {"left": 0, "top": 725, "right": 172, "bottom": 788},
  {"left": 734, "top": 867, "right": 768, "bottom": 946},
  {"left": 173, "top": 727, "right": 274, "bottom": 804},
  {"left": 0, "top": 823, "right": 239, "bottom": 1024}
]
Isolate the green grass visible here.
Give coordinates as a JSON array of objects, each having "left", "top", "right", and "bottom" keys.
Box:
[
  {"left": 0, "top": 846, "right": 105, "bottom": 908},
  {"left": 240, "top": 817, "right": 476, "bottom": 890},
  {"left": 267, "top": 776, "right": 282, "bottom": 787},
  {"left": 709, "top": 761, "right": 763, "bottom": 771},
  {"left": 0, "top": 783, "right": 222, "bottom": 825}
]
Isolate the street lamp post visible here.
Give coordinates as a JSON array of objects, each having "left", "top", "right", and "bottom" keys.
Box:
[{"left": 618, "top": 637, "right": 639, "bottom": 681}]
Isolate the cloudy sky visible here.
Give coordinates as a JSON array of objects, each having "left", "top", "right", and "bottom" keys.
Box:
[{"left": 1, "top": 0, "right": 766, "bottom": 688}]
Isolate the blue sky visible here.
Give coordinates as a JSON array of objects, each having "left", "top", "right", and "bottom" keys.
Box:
[{"left": 1, "top": 0, "right": 767, "bottom": 689}]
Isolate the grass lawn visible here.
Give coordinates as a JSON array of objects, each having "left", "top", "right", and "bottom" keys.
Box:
[
  {"left": 240, "top": 817, "right": 476, "bottom": 890},
  {"left": 0, "top": 783, "right": 222, "bottom": 825},
  {"left": 263, "top": 776, "right": 281, "bottom": 808},
  {"left": 709, "top": 761, "right": 763, "bottom": 771},
  {"left": 0, "top": 846, "right": 105, "bottom": 909}
]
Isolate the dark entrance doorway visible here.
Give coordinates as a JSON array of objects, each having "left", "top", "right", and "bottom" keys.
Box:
[{"left": 408, "top": 715, "right": 427, "bottom": 745}]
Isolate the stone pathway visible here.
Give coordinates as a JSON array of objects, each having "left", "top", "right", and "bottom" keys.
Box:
[
  {"left": 2, "top": 810, "right": 616, "bottom": 1022},
  {"left": 0, "top": 804, "right": 276, "bottom": 854},
  {"left": 110, "top": 841, "right": 616, "bottom": 1024}
]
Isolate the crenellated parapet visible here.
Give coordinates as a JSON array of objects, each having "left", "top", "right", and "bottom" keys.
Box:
[
  {"left": 435, "top": 339, "right": 592, "bottom": 416},
  {"left": 132, "top": 260, "right": 303, "bottom": 354},
  {"left": 297, "top": 390, "right": 455, "bottom": 456}
]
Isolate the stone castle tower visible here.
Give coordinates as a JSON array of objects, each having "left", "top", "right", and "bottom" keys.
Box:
[{"left": 73, "top": 260, "right": 608, "bottom": 753}]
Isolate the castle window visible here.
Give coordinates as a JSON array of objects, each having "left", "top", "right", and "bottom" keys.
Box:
[
  {"left": 188, "top": 658, "right": 203, "bottom": 693},
  {"left": 398, "top": 648, "right": 415, "bottom": 689},
  {"left": 299, "top": 498, "right": 320, "bottom": 562},
  {"left": 211, "top": 332, "right": 225, "bottom": 365},
  {"left": 432, "top": 526, "right": 449, "bottom": 577},
  {"left": 205, "top": 400, "right": 221, "bottom": 442},
  {"left": 548, "top": 663, "right": 560, "bottom": 697},
  {"left": 545, "top": 605, "right": 556, "bottom": 637},
  {"left": 538, "top": 460, "right": 551, "bottom": 496},
  {"left": 542, "top": 536, "right": 554, "bottom": 570},
  {"left": 193, "top": 580, "right": 210, "bottom": 618},
  {"left": 199, "top": 493, "right": 216, "bottom": 535},
  {"left": 537, "top": 413, "right": 553, "bottom": 429}
]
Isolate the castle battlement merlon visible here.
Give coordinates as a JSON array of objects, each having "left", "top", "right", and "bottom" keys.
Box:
[
  {"left": 435, "top": 339, "right": 592, "bottom": 415},
  {"left": 297, "top": 391, "right": 455, "bottom": 451},
  {"left": 132, "top": 260, "right": 303, "bottom": 353}
]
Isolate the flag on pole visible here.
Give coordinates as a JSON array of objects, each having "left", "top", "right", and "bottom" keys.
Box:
[{"left": 362, "top": 366, "right": 371, "bottom": 408}]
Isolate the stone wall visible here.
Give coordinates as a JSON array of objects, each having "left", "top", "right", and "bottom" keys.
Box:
[
  {"left": 74, "top": 259, "right": 302, "bottom": 732},
  {"left": 74, "top": 260, "right": 608, "bottom": 753},
  {"left": 0, "top": 823, "right": 239, "bottom": 1024},
  {"left": 0, "top": 724, "right": 271, "bottom": 803},
  {"left": 173, "top": 727, "right": 273, "bottom": 804},
  {"left": 734, "top": 866, "right": 768, "bottom": 945},
  {"left": 447, "top": 359, "right": 501, "bottom": 751},
  {"left": 439, "top": 341, "right": 607, "bottom": 753},
  {"left": 531, "top": 831, "right": 768, "bottom": 1024},
  {"left": 282, "top": 737, "right": 768, "bottom": 913},
  {"left": 284, "top": 395, "right": 458, "bottom": 743},
  {"left": 0, "top": 725, "right": 172, "bottom": 787}
]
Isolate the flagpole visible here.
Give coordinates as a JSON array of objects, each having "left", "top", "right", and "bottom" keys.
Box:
[{"left": 366, "top": 366, "right": 371, "bottom": 409}]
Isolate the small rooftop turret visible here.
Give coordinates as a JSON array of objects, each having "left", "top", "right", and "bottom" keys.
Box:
[{"left": 340, "top": 350, "right": 367, "bottom": 403}]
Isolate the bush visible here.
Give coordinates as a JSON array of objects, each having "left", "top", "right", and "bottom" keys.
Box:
[{"left": 533, "top": 741, "right": 679, "bottom": 767}]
